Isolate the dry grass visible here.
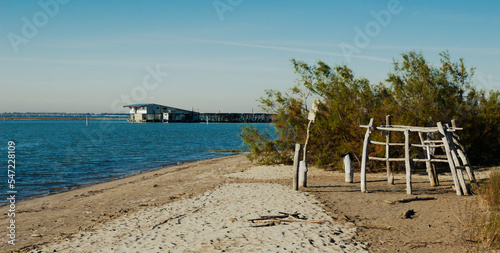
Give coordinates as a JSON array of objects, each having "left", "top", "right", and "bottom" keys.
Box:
[{"left": 467, "top": 168, "right": 500, "bottom": 250}]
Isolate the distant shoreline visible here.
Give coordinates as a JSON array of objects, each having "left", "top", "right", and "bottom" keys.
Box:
[{"left": 2, "top": 117, "right": 127, "bottom": 121}]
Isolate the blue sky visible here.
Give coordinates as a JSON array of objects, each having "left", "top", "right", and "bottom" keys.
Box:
[{"left": 1, "top": 0, "right": 499, "bottom": 113}]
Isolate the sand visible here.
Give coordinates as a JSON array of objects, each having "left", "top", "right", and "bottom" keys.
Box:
[
  {"left": 33, "top": 183, "right": 366, "bottom": 252},
  {"left": 0, "top": 155, "right": 493, "bottom": 252}
]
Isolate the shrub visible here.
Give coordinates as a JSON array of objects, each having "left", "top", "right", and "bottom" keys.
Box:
[
  {"left": 469, "top": 168, "right": 500, "bottom": 249},
  {"left": 240, "top": 51, "right": 500, "bottom": 170}
]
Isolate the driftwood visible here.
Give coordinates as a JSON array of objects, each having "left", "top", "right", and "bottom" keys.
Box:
[
  {"left": 230, "top": 212, "right": 333, "bottom": 227},
  {"left": 250, "top": 222, "right": 275, "bottom": 228},
  {"left": 385, "top": 196, "right": 436, "bottom": 205},
  {"left": 247, "top": 214, "right": 290, "bottom": 222},
  {"left": 246, "top": 219, "right": 333, "bottom": 224},
  {"left": 397, "top": 196, "right": 436, "bottom": 203}
]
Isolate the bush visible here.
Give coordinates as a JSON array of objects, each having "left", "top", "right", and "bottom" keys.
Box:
[{"left": 240, "top": 51, "right": 500, "bottom": 170}]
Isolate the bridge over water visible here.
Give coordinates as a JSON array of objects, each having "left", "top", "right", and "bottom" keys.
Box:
[{"left": 199, "top": 113, "right": 273, "bottom": 123}]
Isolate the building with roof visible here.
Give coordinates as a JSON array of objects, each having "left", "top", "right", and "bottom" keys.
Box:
[{"left": 123, "top": 104, "right": 199, "bottom": 123}]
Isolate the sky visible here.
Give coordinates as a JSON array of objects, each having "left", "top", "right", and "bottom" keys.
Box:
[{"left": 1, "top": 0, "right": 499, "bottom": 113}]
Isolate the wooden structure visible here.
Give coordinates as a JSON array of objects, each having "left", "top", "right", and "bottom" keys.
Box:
[{"left": 360, "top": 117, "right": 475, "bottom": 195}]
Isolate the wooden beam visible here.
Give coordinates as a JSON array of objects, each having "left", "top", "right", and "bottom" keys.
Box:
[
  {"left": 410, "top": 143, "right": 444, "bottom": 148},
  {"left": 412, "top": 158, "right": 449, "bottom": 163},
  {"left": 404, "top": 130, "right": 412, "bottom": 194},
  {"left": 419, "top": 132, "right": 437, "bottom": 187},
  {"left": 370, "top": 140, "right": 407, "bottom": 146},
  {"left": 451, "top": 119, "right": 476, "bottom": 183},
  {"left": 445, "top": 124, "right": 469, "bottom": 195},
  {"left": 360, "top": 118, "right": 374, "bottom": 193},
  {"left": 386, "top": 115, "right": 394, "bottom": 185},
  {"left": 437, "top": 122, "right": 462, "bottom": 195},
  {"left": 292, "top": 143, "right": 302, "bottom": 191},
  {"left": 369, "top": 157, "right": 405, "bottom": 162}
]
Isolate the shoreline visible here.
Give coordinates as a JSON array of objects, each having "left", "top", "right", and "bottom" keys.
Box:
[
  {"left": 0, "top": 153, "right": 244, "bottom": 207},
  {"left": 0, "top": 155, "right": 254, "bottom": 252}
]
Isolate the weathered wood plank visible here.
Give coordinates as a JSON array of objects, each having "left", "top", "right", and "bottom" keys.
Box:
[
  {"left": 419, "top": 132, "right": 437, "bottom": 187},
  {"left": 369, "top": 157, "right": 405, "bottom": 162},
  {"left": 451, "top": 119, "right": 476, "bottom": 183},
  {"left": 386, "top": 115, "right": 394, "bottom": 185},
  {"left": 404, "top": 130, "right": 412, "bottom": 194},
  {"left": 445, "top": 124, "right": 469, "bottom": 195},
  {"left": 292, "top": 143, "right": 302, "bottom": 191},
  {"left": 437, "top": 122, "right": 462, "bottom": 195},
  {"left": 360, "top": 118, "right": 374, "bottom": 193}
]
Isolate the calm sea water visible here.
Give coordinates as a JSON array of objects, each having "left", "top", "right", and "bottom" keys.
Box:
[{"left": 0, "top": 120, "right": 273, "bottom": 205}]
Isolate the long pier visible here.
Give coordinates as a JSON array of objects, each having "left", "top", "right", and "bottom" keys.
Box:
[
  {"left": 1, "top": 113, "right": 129, "bottom": 120},
  {"left": 199, "top": 113, "right": 273, "bottom": 123},
  {"left": 1, "top": 112, "right": 274, "bottom": 123}
]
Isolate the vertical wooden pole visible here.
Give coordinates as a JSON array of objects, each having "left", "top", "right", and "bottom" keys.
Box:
[
  {"left": 360, "top": 118, "right": 374, "bottom": 193},
  {"left": 299, "top": 161, "right": 308, "bottom": 187},
  {"left": 292, "top": 144, "right": 302, "bottom": 190},
  {"left": 431, "top": 163, "right": 439, "bottom": 186},
  {"left": 303, "top": 120, "right": 313, "bottom": 161},
  {"left": 385, "top": 115, "right": 394, "bottom": 184},
  {"left": 437, "top": 122, "right": 462, "bottom": 195},
  {"left": 404, "top": 130, "right": 412, "bottom": 194},
  {"left": 418, "top": 132, "right": 436, "bottom": 186},
  {"left": 299, "top": 120, "right": 313, "bottom": 188}
]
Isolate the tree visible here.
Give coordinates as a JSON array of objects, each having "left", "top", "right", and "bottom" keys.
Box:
[{"left": 240, "top": 51, "right": 500, "bottom": 170}]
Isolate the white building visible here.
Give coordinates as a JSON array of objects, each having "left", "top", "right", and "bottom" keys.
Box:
[{"left": 123, "top": 104, "right": 199, "bottom": 122}]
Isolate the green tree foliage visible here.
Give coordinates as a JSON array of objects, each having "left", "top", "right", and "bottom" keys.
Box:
[{"left": 241, "top": 51, "right": 500, "bottom": 170}]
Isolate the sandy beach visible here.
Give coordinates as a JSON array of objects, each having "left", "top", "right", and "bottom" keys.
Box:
[{"left": 0, "top": 154, "right": 491, "bottom": 252}]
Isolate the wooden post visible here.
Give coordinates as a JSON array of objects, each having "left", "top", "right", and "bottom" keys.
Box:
[
  {"left": 299, "top": 161, "right": 308, "bottom": 187},
  {"left": 418, "top": 132, "right": 437, "bottom": 186},
  {"left": 451, "top": 119, "right": 476, "bottom": 183},
  {"left": 437, "top": 122, "right": 462, "bottom": 195},
  {"left": 360, "top": 118, "right": 374, "bottom": 193},
  {"left": 292, "top": 144, "right": 302, "bottom": 190},
  {"left": 385, "top": 115, "right": 394, "bottom": 184},
  {"left": 404, "top": 130, "right": 412, "bottom": 194},
  {"left": 303, "top": 120, "right": 313, "bottom": 161},
  {"left": 299, "top": 119, "right": 313, "bottom": 188},
  {"left": 342, "top": 153, "right": 353, "bottom": 183}
]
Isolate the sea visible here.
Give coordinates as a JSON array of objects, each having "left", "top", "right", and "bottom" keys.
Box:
[{"left": 0, "top": 120, "right": 274, "bottom": 205}]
